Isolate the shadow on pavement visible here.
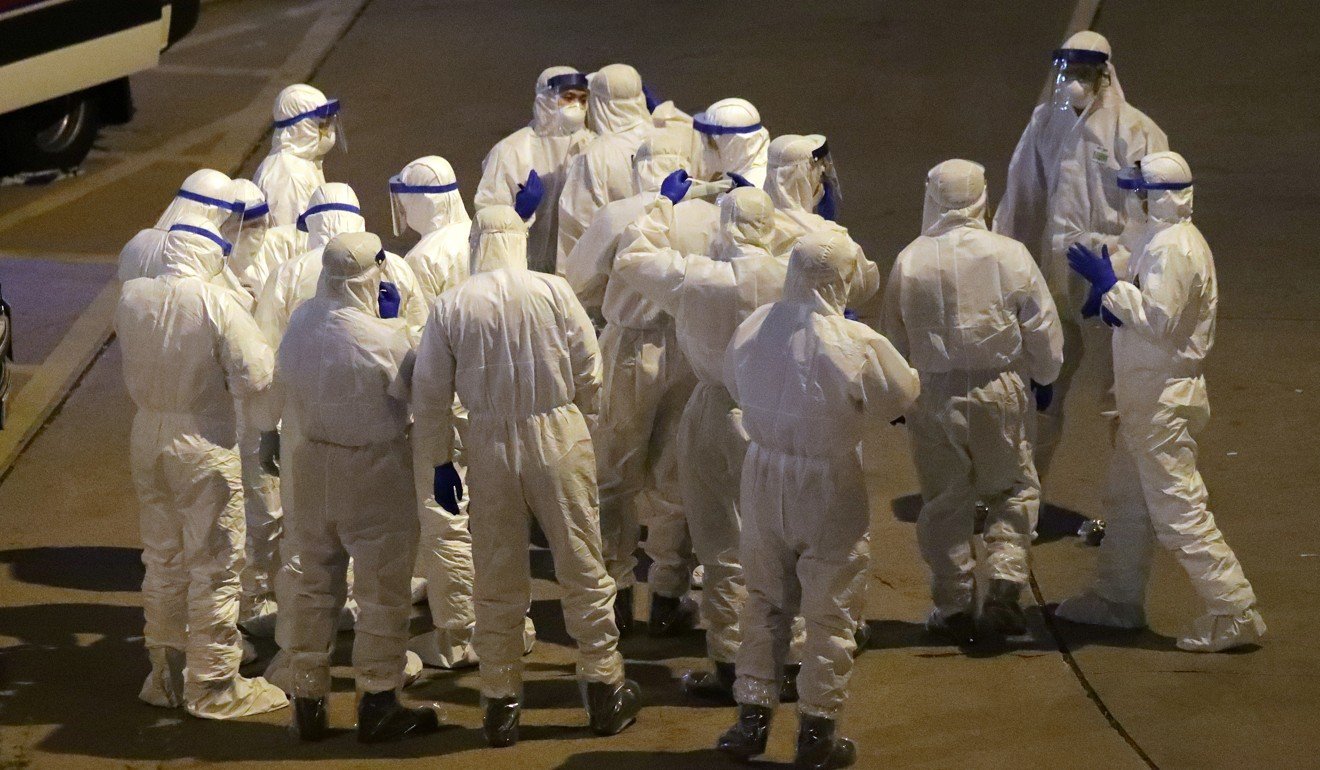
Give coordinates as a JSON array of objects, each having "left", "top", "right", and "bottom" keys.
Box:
[
  {"left": 1042, "top": 604, "right": 1183, "bottom": 653},
  {"left": 554, "top": 748, "right": 777, "bottom": 769},
  {"left": 0, "top": 546, "right": 144, "bottom": 592},
  {"left": 890, "top": 495, "right": 1097, "bottom": 547}
]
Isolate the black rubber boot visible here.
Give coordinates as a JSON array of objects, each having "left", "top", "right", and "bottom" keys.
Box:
[
  {"left": 779, "top": 663, "right": 801, "bottom": 703},
  {"left": 853, "top": 622, "right": 872, "bottom": 655},
  {"left": 356, "top": 690, "right": 440, "bottom": 744},
  {"left": 981, "top": 579, "right": 1027, "bottom": 637},
  {"left": 291, "top": 696, "right": 328, "bottom": 742},
  {"left": 648, "top": 593, "right": 696, "bottom": 637},
  {"left": 680, "top": 660, "right": 736, "bottom": 703},
  {"left": 716, "top": 704, "right": 773, "bottom": 761},
  {"left": 794, "top": 714, "right": 857, "bottom": 769},
  {"left": 614, "top": 586, "right": 635, "bottom": 635},
  {"left": 932, "top": 611, "right": 978, "bottom": 646},
  {"left": 584, "top": 679, "right": 642, "bottom": 735},
  {"left": 482, "top": 697, "right": 521, "bottom": 748}
]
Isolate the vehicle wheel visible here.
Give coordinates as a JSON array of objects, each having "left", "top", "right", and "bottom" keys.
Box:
[{"left": 0, "top": 91, "right": 102, "bottom": 174}]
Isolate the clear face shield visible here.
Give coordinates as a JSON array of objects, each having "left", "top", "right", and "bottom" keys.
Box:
[
  {"left": 234, "top": 200, "right": 270, "bottom": 258},
  {"left": 548, "top": 72, "right": 589, "bottom": 132},
  {"left": 1117, "top": 161, "right": 1192, "bottom": 220},
  {"left": 175, "top": 187, "right": 247, "bottom": 243},
  {"left": 1050, "top": 48, "right": 1108, "bottom": 112},
  {"left": 694, "top": 111, "right": 764, "bottom": 180},
  {"left": 387, "top": 176, "right": 460, "bottom": 237},
  {"left": 276, "top": 98, "right": 346, "bottom": 153}
]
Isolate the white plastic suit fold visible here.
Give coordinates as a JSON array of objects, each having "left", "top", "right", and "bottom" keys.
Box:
[
  {"left": 727, "top": 228, "right": 919, "bottom": 718},
  {"left": 410, "top": 205, "right": 624, "bottom": 698}
]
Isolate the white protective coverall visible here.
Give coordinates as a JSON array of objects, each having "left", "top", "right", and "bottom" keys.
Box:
[
  {"left": 391, "top": 155, "right": 482, "bottom": 668},
  {"left": 476, "top": 66, "right": 587, "bottom": 274},
  {"left": 726, "top": 228, "right": 919, "bottom": 718},
  {"left": 557, "top": 63, "right": 671, "bottom": 270},
  {"left": 1057, "top": 152, "right": 1265, "bottom": 652},
  {"left": 612, "top": 187, "right": 790, "bottom": 664},
  {"left": 117, "top": 215, "right": 287, "bottom": 720},
  {"left": 694, "top": 98, "right": 770, "bottom": 187},
  {"left": 563, "top": 132, "right": 706, "bottom": 601},
  {"left": 881, "top": 160, "right": 1063, "bottom": 620},
  {"left": 253, "top": 84, "right": 337, "bottom": 228},
  {"left": 118, "top": 169, "right": 245, "bottom": 285},
  {"left": 256, "top": 231, "right": 419, "bottom": 697},
  {"left": 993, "top": 31, "right": 1168, "bottom": 475},
  {"left": 411, "top": 205, "right": 624, "bottom": 699}
]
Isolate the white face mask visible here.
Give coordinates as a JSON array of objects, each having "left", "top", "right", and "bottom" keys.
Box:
[
  {"left": 557, "top": 102, "right": 586, "bottom": 132},
  {"left": 1063, "top": 79, "right": 1094, "bottom": 109}
]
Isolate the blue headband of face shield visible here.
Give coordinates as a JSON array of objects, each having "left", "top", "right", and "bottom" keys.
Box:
[
  {"left": 694, "top": 115, "right": 764, "bottom": 136},
  {"left": 296, "top": 201, "right": 361, "bottom": 232},
  {"left": 1117, "top": 166, "right": 1193, "bottom": 192},
  {"left": 388, "top": 180, "right": 459, "bottom": 194},
  {"left": 241, "top": 201, "right": 269, "bottom": 220},
  {"left": 272, "top": 98, "right": 341, "bottom": 129},
  {"left": 546, "top": 72, "right": 589, "bottom": 92},
  {"left": 1052, "top": 48, "right": 1109, "bottom": 66},
  {"left": 168, "top": 223, "right": 232, "bottom": 256},
  {"left": 176, "top": 188, "right": 245, "bottom": 214}
]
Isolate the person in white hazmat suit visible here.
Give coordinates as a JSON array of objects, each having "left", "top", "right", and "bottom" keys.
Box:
[
  {"left": 719, "top": 229, "right": 919, "bottom": 770},
  {"left": 561, "top": 132, "right": 710, "bottom": 636},
  {"left": 117, "top": 215, "right": 287, "bottom": 720},
  {"left": 881, "top": 160, "right": 1064, "bottom": 645},
  {"left": 994, "top": 31, "right": 1168, "bottom": 479},
  {"left": 613, "top": 185, "right": 796, "bottom": 700},
  {"left": 228, "top": 179, "right": 306, "bottom": 301},
  {"left": 253, "top": 84, "right": 343, "bottom": 227},
  {"left": 556, "top": 63, "right": 669, "bottom": 270},
  {"left": 410, "top": 205, "right": 640, "bottom": 747},
  {"left": 1059, "top": 151, "right": 1266, "bottom": 653},
  {"left": 255, "top": 231, "right": 441, "bottom": 743},
  {"left": 118, "top": 168, "right": 246, "bottom": 283},
  {"left": 476, "top": 67, "right": 588, "bottom": 274},
  {"left": 693, "top": 98, "right": 770, "bottom": 187}
]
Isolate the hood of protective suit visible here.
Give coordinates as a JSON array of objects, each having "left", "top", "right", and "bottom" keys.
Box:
[
  {"left": 469, "top": 205, "right": 529, "bottom": 274},
  {"left": 1056, "top": 30, "right": 1126, "bottom": 111},
  {"left": 154, "top": 168, "right": 236, "bottom": 230},
  {"left": 271, "top": 83, "right": 335, "bottom": 160},
  {"left": 395, "top": 156, "right": 470, "bottom": 235},
  {"left": 697, "top": 98, "right": 770, "bottom": 186},
  {"left": 631, "top": 131, "right": 691, "bottom": 195},
  {"left": 316, "top": 231, "right": 384, "bottom": 315},
  {"left": 158, "top": 214, "right": 228, "bottom": 281},
  {"left": 532, "top": 65, "right": 586, "bottom": 136},
  {"left": 300, "top": 183, "right": 365, "bottom": 250},
  {"left": 229, "top": 178, "right": 270, "bottom": 267},
  {"left": 1141, "top": 150, "right": 1194, "bottom": 225},
  {"left": 715, "top": 187, "right": 776, "bottom": 260},
  {"left": 587, "top": 64, "right": 650, "bottom": 135},
  {"left": 766, "top": 134, "right": 827, "bottom": 212},
  {"left": 922, "top": 159, "right": 989, "bottom": 236},
  {"left": 782, "top": 228, "right": 856, "bottom": 315}
]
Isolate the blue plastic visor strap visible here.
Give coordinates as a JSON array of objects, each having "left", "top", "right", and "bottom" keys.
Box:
[
  {"left": 296, "top": 202, "right": 361, "bottom": 232},
  {"left": 694, "top": 116, "right": 764, "bottom": 136},
  {"left": 389, "top": 180, "right": 460, "bottom": 194},
  {"left": 1051, "top": 48, "right": 1109, "bottom": 66},
  {"left": 546, "top": 72, "right": 589, "bottom": 92},
  {"left": 1141, "top": 180, "right": 1194, "bottom": 191},
  {"left": 272, "top": 98, "right": 341, "bottom": 129},
  {"left": 177, "top": 188, "right": 244, "bottom": 214},
  {"left": 241, "top": 201, "right": 269, "bottom": 220},
  {"left": 168, "top": 223, "right": 232, "bottom": 256}
]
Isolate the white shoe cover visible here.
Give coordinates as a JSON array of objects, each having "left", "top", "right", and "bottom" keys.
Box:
[
  {"left": 523, "top": 615, "right": 537, "bottom": 655},
  {"left": 186, "top": 674, "right": 289, "bottom": 720},
  {"left": 1177, "top": 609, "right": 1266, "bottom": 653},
  {"left": 408, "top": 628, "right": 478, "bottom": 669},
  {"left": 139, "top": 648, "right": 185, "bottom": 708},
  {"left": 1055, "top": 591, "right": 1147, "bottom": 629},
  {"left": 402, "top": 650, "right": 424, "bottom": 687},
  {"left": 410, "top": 577, "right": 428, "bottom": 605}
]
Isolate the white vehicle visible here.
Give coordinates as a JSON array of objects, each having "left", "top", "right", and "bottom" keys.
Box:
[{"left": 0, "top": 0, "right": 200, "bottom": 173}]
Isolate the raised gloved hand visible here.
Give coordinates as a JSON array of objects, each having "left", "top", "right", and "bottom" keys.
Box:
[
  {"left": 1030, "top": 380, "right": 1054, "bottom": 412},
  {"left": 433, "top": 462, "right": 464, "bottom": 515},
  {"left": 816, "top": 179, "right": 838, "bottom": 222},
  {"left": 660, "top": 169, "right": 692, "bottom": 204},
  {"left": 642, "top": 83, "right": 661, "bottom": 113},
  {"left": 378, "top": 281, "right": 401, "bottom": 319},
  {"left": 1067, "top": 243, "right": 1117, "bottom": 295},
  {"left": 843, "top": 308, "right": 858, "bottom": 322},
  {"left": 258, "top": 431, "right": 280, "bottom": 477},
  {"left": 1081, "top": 282, "right": 1105, "bottom": 319},
  {"left": 514, "top": 169, "right": 544, "bottom": 220},
  {"left": 726, "top": 172, "right": 754, "bottom": 189}
]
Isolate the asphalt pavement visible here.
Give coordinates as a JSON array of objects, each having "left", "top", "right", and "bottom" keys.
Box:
[{"left": 0, "top": 1, "right": 1314, "bottom": 767}]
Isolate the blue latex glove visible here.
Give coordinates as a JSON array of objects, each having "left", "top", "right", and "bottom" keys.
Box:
[
  {"left": 1030, "top": 380, "right": 1054, "bottom": 412},
  {"left": 1067, "top": 243, "right": 1117, "bottom": 295},
  {"left": 433, "top": 463, "right": 464, "bottom": 515},
  {"left": 843, "top": 308, "right": 858, "bottom": 322},
  {"left": 1080, "top": 282, "right": 1104, "bottom": 319},
  {"left": 378, "top": 281, "right": 401, "bottom": 319},
  {"left": 815, "top": 179, "right": 838, "bottom": 222},
  {"left": 1101, "top": 307, "right": 1123, "bottom": 328},
  {"left": 660, "top": 169, "right": 692, "bottom": 204},
  {"left": 726, "top": 172, "right": 754, "bottom": 189},
  {"left": 642, "top": 83, "right": 661, "bottom": 113},
  {"left": 514, "top": 169, "right": 544, "bottom": 220}
]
